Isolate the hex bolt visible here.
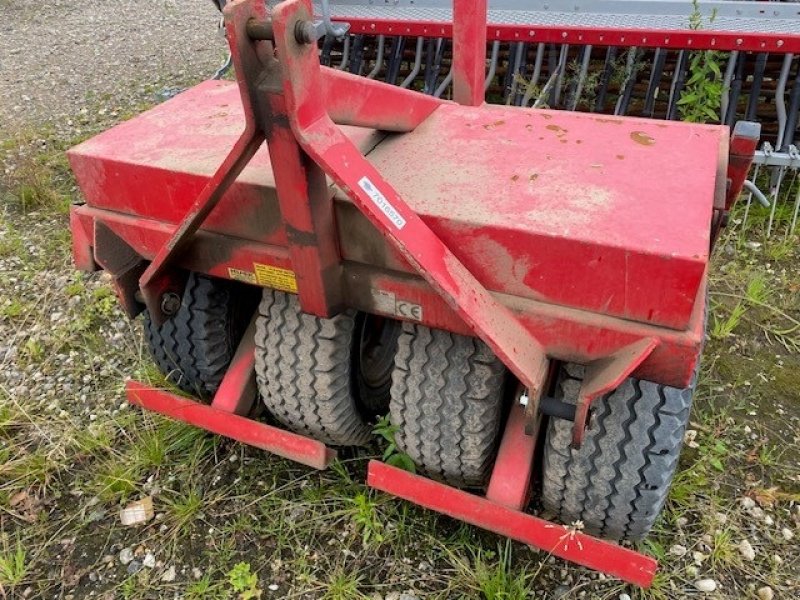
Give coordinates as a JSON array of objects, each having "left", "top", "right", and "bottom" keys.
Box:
[
  {"left": 294, "top": 20, "right": 317, "bottom": 44},
  {"left": 160, "top": 292, "right": 181, "bottom": 316}
]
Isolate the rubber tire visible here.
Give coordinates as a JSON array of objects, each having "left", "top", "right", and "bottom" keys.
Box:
[
  {"left": 254, "top": 290, "right": 393, "bottom": 446},
  {"left": 144, "top": 273, "right": 254, "bottom": 400},
  {"left": 542, "top": 363, "right": 695, "bottom": 541},
  {"left": 390, "top": 323, "right": 506, "bottom": 488}
]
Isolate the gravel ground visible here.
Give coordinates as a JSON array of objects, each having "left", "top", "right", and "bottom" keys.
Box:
[{"left": 0, "top": 0, "right": 225, "bottom": 137}]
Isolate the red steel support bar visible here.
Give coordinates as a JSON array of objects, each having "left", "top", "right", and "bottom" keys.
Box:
[
  {"left": 210, "top": 316, "right": 258, "bottom": 415},
  {"left": 126, "top": 381, "right": 336, "bottom": 470},
  {"left": 485, "top": 403, "right": 536, "bottom": 510},
  {"left": 343, "top": 20, "right": 800, "bottom": 54},
  {"left": 725, "top": 121, "right": 761, "bottom": 212},
  {"left": 271, "top": 0, "right": 550, "bottom": 401},
  {"left": 452, "top": 0, "right": 487, "bottom": 106},
  {"left": 368, "top": 461, "right": 658, "bottom": 588},
  {"left": 323, "top": 68, "right": 446, "bottom": 131},
  {"left": 138, "top": 130, "right": 263, "bottom": 324}
]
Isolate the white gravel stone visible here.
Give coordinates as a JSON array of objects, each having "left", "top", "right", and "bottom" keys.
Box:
[
  {"left": 738, "top": 539, "right": 756, "bottom": 561},
  {"left": 781, "top": 527, "right": 794, "bottom": 541},
  {"left": 161, "top": 565, "right": 176, "bottom": 582},
  {"left": 118, "top": 547, "right": 134, "bottom": 565},
  {"left": 694, "top": 579, "right": 717, "bottom": 593},
  {"left": 669, "top": 544, "right": 688, "bottom": 557},
  {"left": 142, "top": 553, "right": 156, "bottom": 569},
  {"left": 741, "top": 497, "right": 757, "bottom": 510},
  {"left": 757, "top": 586, "right": 774, "bottom": 600}
]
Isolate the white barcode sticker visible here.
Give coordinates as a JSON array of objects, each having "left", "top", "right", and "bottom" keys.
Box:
[{"left": 358, "top": 176, "right": 406, "bottom": 230}]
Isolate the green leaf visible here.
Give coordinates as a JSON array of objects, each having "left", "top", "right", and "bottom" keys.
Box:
[{"left": 386, "top": 453, "right": 416, "bottom": 473}]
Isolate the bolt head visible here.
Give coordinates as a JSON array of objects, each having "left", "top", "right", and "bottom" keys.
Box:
[{"left": 160, "top": 292, "right": 181, "bottom": 316}]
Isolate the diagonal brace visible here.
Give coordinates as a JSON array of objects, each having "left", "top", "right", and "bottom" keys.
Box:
[{"left": 270, "top": 0, "right": 549, "bottom": 398}]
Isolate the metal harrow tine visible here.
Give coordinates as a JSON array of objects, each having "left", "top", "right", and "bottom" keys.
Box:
[
  {"left": 643, "top": 48, "right": 665, "bottom": 118},
  {"left": 782, "top": 58, "right": 800, "bottom": 149},
  {"left": 336, "top": 35, "right": 350, "bottom": 70},
  {"left": 348, "top": 34, "right": 365, "bottom": 75},
  {"left": 531, "top": 42, "right": 545, "bottom": 90},
  {"left": 401, "top": 37, "right": 425, "bottom": 88},
  {"left": 614, "top": 49, "right": 638, "bottom": 116},
  {"left": 508, "top": 42, "right": 526, "bottom": 105},
  {"left": 434, "top": 68, "right": 453, "bottom": 98},
  {"left": 767, "top": 166, "right": 786, "bottom": 237},
  {"left": 553, "top": 44, "right": 569, "bottom": 108},
  {"left": 321, "top": 35, "right": 334, "bottom": 66},
  {"left": 719, "top": 51, "right": 738, "bottom": 123},
  {"left": 521, "top": 43, "right": 546, "bottom": 107},
  {"left": 424, "top": 39, "right": 447, "bottom": 95},
  {"left": 790, "top": 173, "right": 800, "bottom": 236},
  {"left": 746, "top": 53, "right": 768, "bottom": 122},
  {"left": 726, "top": 52, "right": 746, "bottom": 126},
  {"left": 594, "top": 47, "right": 617, "bottom": 113},
  {"left": 485, "top": 40, "right": 501, "bottom": 91},
  {"left": 742, "top": 163, "right": 761, "bottom": 232},
  {"left": 386, "top": 35, "right": 406, "bottom": 85},
  {"left": 569, "top": 45, "right": 593, "bottom": 111},
  {"left": 366, "top": 35, "right": 385, "bottom": 79},
  {"left": 775, "top": 54, "right": 794, "bottom": 149},
  {"left": 667, "top": 50, "right": 688, "bottom": 121}
]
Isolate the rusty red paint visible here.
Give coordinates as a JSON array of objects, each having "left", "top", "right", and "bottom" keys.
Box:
[
  {"left": 368, "top": 460, "right": 658, "bottom": 587},
  {"left": 452, "top": 0, "right": 487, "bottom": 106},
  {"left": 127, "top": 381, "right": 336, "bottom": 469}
]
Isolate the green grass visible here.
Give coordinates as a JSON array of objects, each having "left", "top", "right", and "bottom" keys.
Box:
[{"left": 0, "top": 537, "right": 28, "bottom": 588}]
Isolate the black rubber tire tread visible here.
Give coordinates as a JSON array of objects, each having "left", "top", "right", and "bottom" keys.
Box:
[
  {"left": 542, "top": 363, "right": 694, "bottom": 541},
  {"left": 144, "top": 273, "right": 248, "bottom": 400},
  {"left": 254, "top": 289, "right": 372, "bottom": 446},
  {"left": 390, "top": 323, "right": 506, "bottom": 488}
]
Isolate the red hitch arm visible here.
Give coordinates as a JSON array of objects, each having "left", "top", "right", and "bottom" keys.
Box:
[{"left": 269, "top": 0, "right": 550, "bottom": 401}]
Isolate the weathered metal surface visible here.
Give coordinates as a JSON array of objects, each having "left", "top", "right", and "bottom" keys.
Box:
[
  {"left": 452, "top": 0, "right": 487, "bottom": 106},
  {"left": 571, "top": 337, "right": 658, "bottom": 446},
  {"left": 368, "top": 460, "right": 659, "bottom": 587},
  {"left": 126, "top": 381, "right": 336, "bottom": 469},
  {"left": 70, "top": 79, "right": 721, "bottom": 332},
  {"left": 485, "top": 401, "right": 537, "bottom": 510},
  {"left": 271, "top": 0, "right": 551, "bottom": 397},
  {"left": 210, "top": 315, "right": 258, "bottom": 415}
]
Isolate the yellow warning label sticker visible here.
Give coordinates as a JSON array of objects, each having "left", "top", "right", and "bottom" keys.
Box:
[
  {"left": 228, "top": 267, "right": 257, "bottom": 284},
  {"left": 254, "top": 263, "right": 298, "bottom": 293}
]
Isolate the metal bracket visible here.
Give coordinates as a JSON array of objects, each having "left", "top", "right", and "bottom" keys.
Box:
[{"left": 571, "top": 337, "right": 658, "bottom": 448}]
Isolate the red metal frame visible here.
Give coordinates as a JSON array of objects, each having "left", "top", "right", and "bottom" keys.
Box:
[
  {"left": 452, "top": 0, "right": 487, "bottom": 106},
  {"left": 64, "top": 0, "right": 762, "bottom": 586},
  {"left": 343, "top": 18, "right": 800, "bottom": 54},
  {"left": 271, "top": 0, "right": 551, "bottom": 400},
  {"left": 368, "top": 460, "right": 658, "bottom": 588},
  {"left": 127, "top": 382, "right": 336, "bottom": 469}
]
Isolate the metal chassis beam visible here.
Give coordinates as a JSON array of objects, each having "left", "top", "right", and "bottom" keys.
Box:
[
  {"left": 125, "top": 321, "right": 337, "bottom": 469},
  {"left": 368, "top": 458, "right": 659, "bottom": 588}
]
